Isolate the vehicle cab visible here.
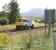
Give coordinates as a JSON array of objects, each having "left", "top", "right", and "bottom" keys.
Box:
[{"left": 16, "top": 18, "right": 34, "bottom": 30}]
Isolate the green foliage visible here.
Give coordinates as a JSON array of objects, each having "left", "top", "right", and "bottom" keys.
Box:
[
  {"left": 0, "top": 0, "right": 20, "bottom": 24},
  {"left": 0, "top": 11, "right": 5, "bottom": 17},
  {"left": 34, "top": 20, "right": 38, "bottom": 22},
  {"left": 0, "top": 33, "right": 8, "bottom": 44},
  {"left": 0, "top": 18, "right": 9, "bottom": 25},
  {"left": 8, "top": 0, "right": 20, "bottom": 24},
  {"left": 21, "top": 33, "right": 53, "bottom": 50},
  {"left": 44, "top": 9, "right": 55, "bottom": 24},
  {"left": 0, "top": 32, "right": 53, "bottom": 50},
  {"left": 0, "top": 33, "right": 9, "bottom": 50},
  {"left": 39, "top": 20, "right": 44, "bottom": 23},
  {"left": 54, "top": 18, "right": 56, "bottom": 23},
  {"left": 0, "top": 19, "right": 2, "bottom": 25}
]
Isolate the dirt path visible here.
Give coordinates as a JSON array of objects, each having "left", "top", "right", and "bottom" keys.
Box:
[{"left": 4, "top": 28, "right": 44, "bottom": 36}]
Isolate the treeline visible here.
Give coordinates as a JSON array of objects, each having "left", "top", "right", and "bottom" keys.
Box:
[{"left": 0, "top": 0, "right": 20, "bottom": 25}]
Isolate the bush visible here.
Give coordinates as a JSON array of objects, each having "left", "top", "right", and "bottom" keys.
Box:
[
  {"left": 39, "top": 20, "right": 44, "bottom": 23},
  {"left": 0, "top": 33, "right": 9, "bottom": 50},
  {"left": 0, "top": 19, "right": 2, "bottom": 25},
  {"left": 0, "top": 18, "right": 9, "bottom": 25},
  {"left": 0, "top": 33, "right": 8, "bottom": 44},
  {"left": 34, "top": 20, "right": 38, "bottom": 22}
]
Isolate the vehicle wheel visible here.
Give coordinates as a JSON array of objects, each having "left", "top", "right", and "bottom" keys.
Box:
[
  {"left": 16, "top": 26, "right": 19, "bottom": 30},
  {"left": 24, "top": 26, "right": 28, "bottom": 30},
  {"left": 28, "top": 26, "right": 31, "bottom": 29},
  {"left": 20, "top": 26, "right": 23, "bottom": 30},
  {"left": 31, "top": 25, "right": 34, "bottom": 29}
]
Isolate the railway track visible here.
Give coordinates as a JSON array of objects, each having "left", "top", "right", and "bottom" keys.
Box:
[
  {"left": 0, "top": 25, "right": 56, "bottom": 35},
  {"left": 1, "top": 25, "right": 56, "bottom": 32},
  {"left": 2, "top": 26, "right": 45, "bottom": 35}
]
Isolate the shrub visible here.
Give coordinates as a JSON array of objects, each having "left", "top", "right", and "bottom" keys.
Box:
[
  {"left": 0, "top": 18, "right": 9, "bottom": 25},
  {"left": 0, "top": 33, "right": 9, "bottom": 44},
  {"left": 0, "top": 33, "right": 9, "bottom": 50},
  {"left": 34, "top": 20, "right": 38, "bottom": 22},
  {"left": 39, "top": 20, "right": 44, "bottom": 23},
  {"left": 0, "top": 19, "right": 2, "bottom": 25}
]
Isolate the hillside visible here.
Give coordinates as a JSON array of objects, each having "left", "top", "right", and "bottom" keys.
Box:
[{"left": 21, "top": 8, "right": 44, "bottom": 17}]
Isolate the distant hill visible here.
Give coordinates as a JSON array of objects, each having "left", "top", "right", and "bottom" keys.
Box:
[{"left": 21, "top": 8, "right": 44, "bottom": 17}]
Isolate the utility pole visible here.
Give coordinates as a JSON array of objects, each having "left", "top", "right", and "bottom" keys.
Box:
[
  {"left": 53, "top": 34, "right": 56, "bottom": 50},
  {"left": 48, "top": 16, "right": 52, "bottom": 37},
  {"left": 44, "top": 9, "right": 56, "bottom": 50}
]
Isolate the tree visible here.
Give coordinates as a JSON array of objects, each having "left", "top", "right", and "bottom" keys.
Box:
[
  {"left": 0, "top": 11, "right": 5, "bottom": 17},
  {"left": 8, "top": 0, "right": 20, "bottom": 24},
  {"left": 0, "top": 18, "right": 9, "bottom": 25}
]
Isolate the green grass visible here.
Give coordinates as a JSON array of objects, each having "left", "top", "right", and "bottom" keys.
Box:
[{"left": 0, "top": 32, "right": 53, "bottom": 50}]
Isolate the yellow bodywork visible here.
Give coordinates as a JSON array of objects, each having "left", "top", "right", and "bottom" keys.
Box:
[{"left": 16, "top": 18, "right": 24, "bottom": 26}]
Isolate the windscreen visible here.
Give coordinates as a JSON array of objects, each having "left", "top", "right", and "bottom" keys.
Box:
[{"left": 23, "top": 19, "right": 31, "bottom": 22}]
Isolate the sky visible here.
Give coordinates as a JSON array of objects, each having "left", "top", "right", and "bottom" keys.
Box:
[{"left": 0, "top": 0, "right": 56, "bottom": 13}]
